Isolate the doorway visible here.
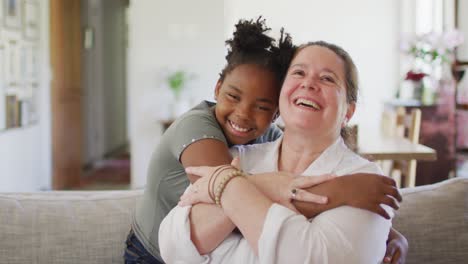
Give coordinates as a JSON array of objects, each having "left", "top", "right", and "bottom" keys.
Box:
[{"left": 50, "top": 0, "right": 129, "bottom": 190}]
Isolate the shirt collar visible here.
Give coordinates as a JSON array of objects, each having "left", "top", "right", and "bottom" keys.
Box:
[{"left": 273, "top": 136, "right": 347, "bottom": 176}]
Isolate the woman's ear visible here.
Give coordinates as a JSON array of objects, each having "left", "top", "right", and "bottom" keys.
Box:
[
  {"left": 214, "top": 80, "right": 222, "bottom": 101},
  {"left": 342, "top": 103, "right": 356, "bottom": 127}
]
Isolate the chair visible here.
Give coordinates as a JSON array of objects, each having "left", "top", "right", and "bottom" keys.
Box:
[{"left": 381, "top": 107, "right": 422, "bottom": 188}]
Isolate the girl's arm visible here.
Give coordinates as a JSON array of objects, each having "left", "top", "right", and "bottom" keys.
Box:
[{"left": 290, "top": 173, "right": 401, "bottom": 219}]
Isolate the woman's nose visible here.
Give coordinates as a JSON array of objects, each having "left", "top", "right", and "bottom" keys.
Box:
[{"left": 301, "top": 77, "right": 318, "bottom": 90}]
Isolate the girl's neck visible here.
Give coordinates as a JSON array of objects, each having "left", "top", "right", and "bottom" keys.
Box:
[{"left": 278, "top": 130, "right": 336, "bottom": 175}]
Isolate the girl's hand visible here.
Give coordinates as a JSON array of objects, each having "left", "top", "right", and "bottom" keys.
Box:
[
  {"left": 339, "top": 173, "right": 403, "bottom": 219},
  {"left": 383, "top": 229, "right": 408, "bottom": 264}
]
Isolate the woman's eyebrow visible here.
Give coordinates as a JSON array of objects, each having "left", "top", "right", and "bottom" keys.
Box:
[
  {"left": 322, "top": 68, "right": 339, "bottom": 78},
  {"left": 290, "top": 63, "right": 306, "bottom": 69}
]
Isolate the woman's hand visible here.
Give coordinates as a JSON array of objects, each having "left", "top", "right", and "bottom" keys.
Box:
[
  {"left": 383, "top": 228, "right": 408, "bottom": 264},
  {"left": 179, "top": 165, "right": 220, "bottom": 206},
  {"left": 179, "top": 159, "right": 335, "bottom": 208},
  {"left": 251, "top": 172, "right": 336, "bottom": 211},
  {"left": 338, "top": 173, "right": 403, "bottom": 219}
]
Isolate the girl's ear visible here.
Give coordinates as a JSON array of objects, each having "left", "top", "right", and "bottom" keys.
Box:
[
  {"left": 272, "top": 110, "right": 280, "bottom": 123},
  {"left": 214, "top": 80, "right": 222, "bottom": 101}
]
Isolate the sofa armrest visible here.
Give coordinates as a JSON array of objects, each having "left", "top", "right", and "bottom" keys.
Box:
[{"left": 393, "top": 178, "right": 468, "bottom": 264}]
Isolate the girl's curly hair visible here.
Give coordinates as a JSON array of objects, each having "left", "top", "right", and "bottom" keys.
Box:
[{"left": 219, "top": 17, "right": 297, "bottom": 89}]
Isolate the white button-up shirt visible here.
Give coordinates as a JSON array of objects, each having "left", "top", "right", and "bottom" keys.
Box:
[{"left": 159, "top": 136, "right": 392, "bottom": 264}]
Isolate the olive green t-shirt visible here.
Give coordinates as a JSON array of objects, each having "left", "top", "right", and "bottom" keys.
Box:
[{"left": 132, "top": 101, "right": 282, "bottom": 261}]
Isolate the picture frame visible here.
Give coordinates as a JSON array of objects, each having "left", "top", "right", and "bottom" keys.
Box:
[
  {"left": 455, "top": 0, "right": 468, "bottom": 64},
  {"left": 0, "top": 0, "right": 4, "bottom": 26},
  {"left": 22, "top": 0, "right": 39, "bottom": 40},
  {"left": 5, "top": 93, "right": 18, "bottom": 128},
  {"left": 0, "top": 94, "right": 4, "bottom": 130},
  {"left": 0, "top": 42, "right": 4, "bottom": 90},
  {"left": 4, "top": 0, "right": 22, "bottom": 29},
  {"left": 4, "top": 36, "right": 20, "bottom": 87}
]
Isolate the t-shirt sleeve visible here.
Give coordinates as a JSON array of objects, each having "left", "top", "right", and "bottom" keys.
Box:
[
  {"left": 168, "top": 111, "right": 228, "bottom": 161},
  {"left": 252, "top": 123, "right": 283, "bottom": 144}
]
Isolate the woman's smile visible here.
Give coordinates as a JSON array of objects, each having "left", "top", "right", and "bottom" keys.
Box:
[{"left": 293, "top": 97, "right": 322, "bottom": 111}]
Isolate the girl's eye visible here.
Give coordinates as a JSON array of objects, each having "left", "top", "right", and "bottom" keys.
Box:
[
  {"left": 227, "top": 93, "right": 240, "bottom": 100},
  {"left": 257, "top": 105, "right": 271, "bottom": 111}
]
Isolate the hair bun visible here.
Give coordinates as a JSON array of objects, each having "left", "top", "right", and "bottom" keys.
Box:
[{"left": 226, "top": 17, "right": 274, "bottom": 53}]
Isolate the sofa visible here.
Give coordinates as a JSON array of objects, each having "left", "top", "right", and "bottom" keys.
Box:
[{"left": 0, "top": 178, "right": 466, "bottom": 264}]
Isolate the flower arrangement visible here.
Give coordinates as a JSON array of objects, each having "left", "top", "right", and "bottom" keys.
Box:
[
  {"left": 405, "top": 71, "right": 427, "bottom": 82},
  {"left": 398, "top": 30, "right": 464, "bottom": 104},
  {"left": 167, "top": 70, "right": 188, "bottom": 100},
  {"left": 400, "top": 29, "right": 464, "bottom": 65}
]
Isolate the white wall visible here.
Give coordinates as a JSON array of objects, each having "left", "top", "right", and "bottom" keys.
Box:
[
  {"left": 225, "top": 0, "right": 401, "bottom": 136},
  {"left": 0, "top": 0, "right": 52, "bottom": 191},
  {"left": 128, "top": 0, "right": 402, "bottom": 188},
  {"left": 127, "top": 0, "right": 225, "bottom": 188}
]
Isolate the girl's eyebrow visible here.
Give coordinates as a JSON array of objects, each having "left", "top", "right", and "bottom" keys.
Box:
[{"left": 228, "top": 85, "right": 275, "bottom": 105}]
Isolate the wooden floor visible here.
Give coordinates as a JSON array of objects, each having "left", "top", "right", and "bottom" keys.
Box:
[{"left": 74, "top": 154, "right": 131, "bottom": 190}]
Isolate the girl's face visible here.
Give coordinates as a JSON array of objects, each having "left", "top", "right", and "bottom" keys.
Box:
[
  {"left": 215, "top": 64, "right": 280, "bottom": 145},
  {"left": 279, "top": 45, "right": 355, "bottom": 140}
]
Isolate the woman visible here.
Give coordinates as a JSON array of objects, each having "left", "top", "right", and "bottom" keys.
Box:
[{"left": 160, "top": 41, "right": 404, "bottom": 263}]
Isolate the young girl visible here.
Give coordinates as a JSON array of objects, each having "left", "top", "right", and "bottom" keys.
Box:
[{"left": 125, "top": 18, "right": 406, "bottom": 264}]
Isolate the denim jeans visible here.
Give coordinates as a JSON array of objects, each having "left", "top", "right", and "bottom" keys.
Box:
[{"left": 124, "top": 229, "right": 164, "bottom": 264}]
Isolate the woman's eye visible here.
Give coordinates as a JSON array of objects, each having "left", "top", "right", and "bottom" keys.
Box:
[
  {"left": 321, "top": 76, "right": 335, "bottom": 83},
  {"left": 291, "top": 70, "right": 304, "bottom": 76}
]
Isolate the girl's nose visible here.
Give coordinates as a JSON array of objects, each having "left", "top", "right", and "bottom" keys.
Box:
[{"left": 235, "top": 102, "right": 252, "bottom": 120}]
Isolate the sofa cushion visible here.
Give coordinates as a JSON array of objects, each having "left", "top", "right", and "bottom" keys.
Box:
[
  {"left": 0, "top": 190, "right": 142, "bottom": 264},
  {"left": 393, "top": 177, "right": 468, "bottom": 264}
]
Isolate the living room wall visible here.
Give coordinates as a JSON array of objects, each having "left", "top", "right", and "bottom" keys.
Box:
[
  {"left": 127, "top": 0, "right": 225, "bottom": 188},
  {"left": 0, "top": 0, "right": 52, "bottom": 191},
  {"left": 224, "top": 0, "right": 400, "bottom": 136},
  {"left": 127, "top": 0, "right": 401, "bottom": 188}
]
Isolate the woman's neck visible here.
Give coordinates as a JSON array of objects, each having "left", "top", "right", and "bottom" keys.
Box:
[{"left": 278, "top": 130, "right": 336, "bottom": 175}]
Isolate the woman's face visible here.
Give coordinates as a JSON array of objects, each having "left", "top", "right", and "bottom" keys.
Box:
[
  {"left": 279, "top": 45, "right": 355, "bottom": 139},
  {"left": 215, "top": 64, "right": 280, "bottom": 145}
]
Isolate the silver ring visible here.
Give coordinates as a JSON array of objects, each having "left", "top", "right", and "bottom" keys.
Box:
[{"left": 291, "top": 188, "right": 297, "bottom": 200}]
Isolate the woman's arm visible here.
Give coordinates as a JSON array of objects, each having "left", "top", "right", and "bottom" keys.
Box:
[
  {"left": 181, "top": 167, "right": 392, "bottom": 262},
  {"left": 180, "top": 139, "right": 238, "bottom": 254},
  {"left": 185, "top": 168, "right": 401, "bottom": 253}
]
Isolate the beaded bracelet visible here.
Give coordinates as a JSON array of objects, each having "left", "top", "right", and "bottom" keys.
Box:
[
  {"left": 208, "top": 165, "right": 233, "bottom": 202},
  {"left": 213, "top": 169, "right": 245, "bottom": 206}
]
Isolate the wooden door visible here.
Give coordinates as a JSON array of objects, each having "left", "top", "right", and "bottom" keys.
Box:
[{"left": 50, "top": 0, "right": 82, "bottom": 189}]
